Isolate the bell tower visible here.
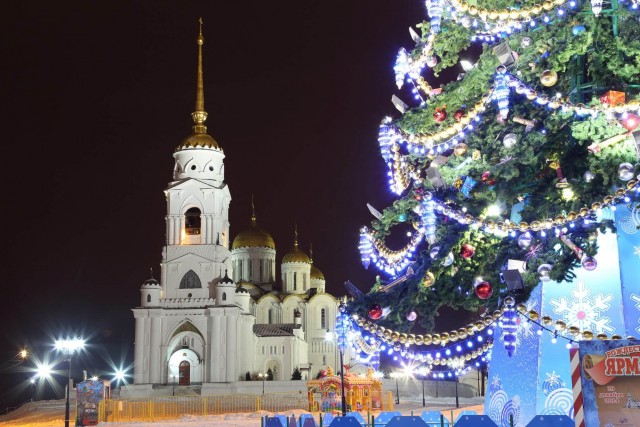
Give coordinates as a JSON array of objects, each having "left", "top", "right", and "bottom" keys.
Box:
[{"left": 161, "top": 18, "right": 232, "bottom": 300}]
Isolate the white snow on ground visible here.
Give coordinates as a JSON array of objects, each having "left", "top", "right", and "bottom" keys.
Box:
[{"left": 0, "top": 396, "right": 485, "bottom": 426}]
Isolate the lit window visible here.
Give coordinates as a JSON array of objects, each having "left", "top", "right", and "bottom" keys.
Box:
[
  {"left": 321, "top": 308, "right": 326, "bottom": 329},
  {"left": 184, "top": 207, "right": 201, "bottom": 235}
]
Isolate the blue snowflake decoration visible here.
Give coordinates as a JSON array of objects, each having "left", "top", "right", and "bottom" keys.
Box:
[
  {"left": 461, "top": 176, "right": 477, "bottom": 198},
  {"left": 543, "top": 371, "right": 565, "bottom": 396}
]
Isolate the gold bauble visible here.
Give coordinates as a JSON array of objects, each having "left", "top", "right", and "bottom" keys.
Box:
[
  {"left": 542, "top": 315, "right": 553, "bottom": 325},
  {"left": 399, "top": 333, "right": 407, "bottom": 344},
  {"left": 596, "top": 333, "right": 608, "bottom": 340},
  {"left": 611, "top": 334, "right": 623, "bottom": 340},
  {"left": 454, "top": 142, "right": 468, "bottom": 156},
  {"left": 582, "top": 330, "right": 594, "bottom": 340},
  {"left": 554, "top": 320, "right": 567, "bottom": 331},
  {"left": 568, "top": 326, "right": 580, "bottom": 336},
  {"left": 422, "top": 271, "right": 436, "bottom": 287},
  {"left": 528, "top": 310, "right": 540, "bottom": 321},
  {"left": 415, "top": 335, "right": 423, "bottom": 345}
]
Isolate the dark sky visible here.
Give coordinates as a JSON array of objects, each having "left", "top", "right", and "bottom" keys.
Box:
[{"left": 0, "top": 0, "right": 426, "bottom": 406}]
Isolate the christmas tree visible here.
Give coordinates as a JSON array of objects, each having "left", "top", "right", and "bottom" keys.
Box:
[
  {"left": 345, "top": 0, "right": 640, "bottom": 420},
  {"left": 350, "top": 0, "right": 639, "bottom": 330}
]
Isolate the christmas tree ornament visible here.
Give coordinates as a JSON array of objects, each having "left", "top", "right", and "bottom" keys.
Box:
[
  {"left": 454, "top": 142, "right": 468, "bottom": 156},
  {"left": 460, "top": 243, "right": 475, "bottom": 259},
  {"left": 358, "top": 227, "right": 373, "bottom": 269},
  {"left": 454, "top": 109, "right": 465, "bottom": 121},
  {"left": 460, "top": 176, "right": 477, "bottom": 198},
  {"left": 434, "top": 107, "right": 447, "bottom": 122},
  {"left": 572, "top": 24, "right": 586, "bottom": 36},
  {"left": 426, "top": 0, "right": 443, "bottom": 33},
  {"left": 502, "top": 300, "right": 518, "bottom": 357},
  {"left": 581, "top": 256, "right": 598, "bottom": 271},
  {"left": 482, "top": 171, "right": 491, "bottom": 182},
  {"left": 474, "top": 280, "right": 493, "bottom": 299},
  {"left": 503, "top": 133, "right": 518, "bottom": 149},
  {"left": 622, "top": 113, "right": 640, "bottom": 131},
  {"left": 600, "top": 90, "right": 625, "bottom": 107},
  {"left": 398, "top": 212, "right": 408, "bottom": 222},
  {"left": 493, "top": 67, "right": 511, "bottom": 119},
  {"left": 368, "top": 305, "right": 383, "bottom": 320},
  {"left": 513, "top": 116, "right": 537, "bottom": 132},
  {"left": 619, "top": 163, "right": 635, "bottom": 181},
  {"left": 422, "top": 271, "right": 436, "bottom": 287},
  {"left": 422, "top": 192, "right": 437, "bottom": 244},
  {"left": 540, "top": 70, "right": 558, "bottom": 87},
  {"left": 442, "top": 251, "right": 455, "bottom": 266},
  {"left": 538, "top": 264, "right": 552, "bottom": 282},
  {"left": 430, "top": 245, "right": 441, "bottom": 259},
  {"left": 406, "top": 311, "right": 417, "bottom": 321},
  {"left": 583, "top": 170, "right": 595, "bottom": 183},
  {"left": 426, "top": 56, "right": 438, "bottom": 67},
  {"left": 591, "top": 0, "right": 603, "bottom": 16},
  {"left": 517, "top": 232, "right": 533, "bottom": 249},
  {"left": 521, "top": 36, "right": 533, "bottom": 48}
]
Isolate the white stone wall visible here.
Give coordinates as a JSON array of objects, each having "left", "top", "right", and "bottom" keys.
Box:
[
  {"left": 231, "top": 247, "right": 276, "bottom": 284},
  {"left": 281, "top": 262, "right": 311, "bottom": 294}
]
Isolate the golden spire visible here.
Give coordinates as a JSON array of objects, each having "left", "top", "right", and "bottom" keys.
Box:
[
  {"left": 309, "top": 243, "right": 314, "bottom": 263},
  {"left": 294, "top": 223, "right": 299, "bottom": 248},
  {"left": 251, "top": 195, "right": 257, "bottom": 225},
  {"left": 191, "top": 17, "right": 208, "bottom": 134}
]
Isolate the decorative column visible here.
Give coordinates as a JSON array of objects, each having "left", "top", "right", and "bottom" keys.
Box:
[
  {"left": 149, "top": 312, "right": 162, "bottom": 384},
  {"left": 133, "top": 314, "right": 147, "bottom": 383}
]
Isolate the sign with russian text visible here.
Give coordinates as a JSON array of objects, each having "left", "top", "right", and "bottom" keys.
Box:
[{"left": 579, "top": 340, "right": 640, "bottom": 427}]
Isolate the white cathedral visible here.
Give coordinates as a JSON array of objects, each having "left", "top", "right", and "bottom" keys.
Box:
[{"left": 130, "top": 24, "right": 344, "bottom": 391}]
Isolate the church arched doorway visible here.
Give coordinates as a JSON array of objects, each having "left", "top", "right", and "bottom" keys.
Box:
[{"left": 179, "top": 361, "right": 190, "bottom": 385}]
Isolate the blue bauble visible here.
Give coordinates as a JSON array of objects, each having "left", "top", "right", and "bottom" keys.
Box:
[
  {"left": 572, "top": 24, "right": 586, "bottom": 36},
  {"left": 398, "top": 213, "right": 408, "bottom": 222}
]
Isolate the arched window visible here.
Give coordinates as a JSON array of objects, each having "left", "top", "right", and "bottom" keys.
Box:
[
  {"left": 146, "top": 294, "right": 151, "bottom": 303},
  {"left": 320, "top": 308, "right": 326, "bottom": 329},
  {"left": 222, "top": 292, "right": 227, "bottom": 301},
  {"left": 184, "top": 207, "right": 201, "bottom": 235},
  {"left": 268, "top": 308, "right": 273, "bottom": 324},
  {"left": 293, "top": 273, "right": 297, "bottom": 291},
  {"left": 179, "top": 270, "right": 202, "bottom": 289}
]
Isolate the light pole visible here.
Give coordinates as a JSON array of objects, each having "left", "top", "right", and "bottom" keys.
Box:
[
  {"left": 258, "top": 372, "right": 266, "bottom": 395},
  {"left": 55, "top": 338, "right": 85, "bottom": 427},
  {"left": 335, "top": 303, "right": 349, "bottom": 416},
  {"left": 455, "top": 375, "right": 459, "bottom": 408},
  {"left": 391, "top": 373, "right": 400, "bottom": 404},
  {"left": 418, "top": 367, "right": 429, "bottom": 407}
]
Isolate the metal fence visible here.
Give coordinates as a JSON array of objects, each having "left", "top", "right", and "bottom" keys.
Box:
[
  {"left": 99, "top": 393, "right": 308, "bottom": 423},
  {"left": 99, "top": 392, "right": 394, "bottom": 423}
]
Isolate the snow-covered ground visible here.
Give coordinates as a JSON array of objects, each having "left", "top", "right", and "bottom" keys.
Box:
[{"left": 0, "top": 396, "right": 485, "bottom": 426}]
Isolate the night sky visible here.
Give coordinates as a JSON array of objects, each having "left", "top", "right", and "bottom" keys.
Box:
[{"left": 0, "top": 0, "right": 428, "bottom": 406}]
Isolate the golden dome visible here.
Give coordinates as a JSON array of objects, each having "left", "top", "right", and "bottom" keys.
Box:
[
  {"left": 310, "top": 265, "right": 325, "bottom": 280},
  {"left": 179, "top": 132, "right": 220, "bottom": 149},
  {"left": 232, "top": 222, "right": 275, "bottom": 249},
  {"left": 282, "top": 246, "right": 311, "bottom": 264}
]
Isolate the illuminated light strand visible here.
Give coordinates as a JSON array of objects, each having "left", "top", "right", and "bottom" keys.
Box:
[
  {"left": 447, "top": 0, "right": 569, "bottom": 25},
  {"left": 353, "top": 307, "right": 504, "bottom": 348},
  {"left": 351, "top": 326, "right": 494, "bottom": 367},
  {"left": 394, "top": 32, "right": 437, "bottom": 90},
  {"left": 505, "top": 72, "right": 640, "bottom": 116},
  {"left": 360, "top": 184, "right": 639, "bottom": 276},
  {"left": 514, "top": 303, "right": 636, "bottom": 342}
]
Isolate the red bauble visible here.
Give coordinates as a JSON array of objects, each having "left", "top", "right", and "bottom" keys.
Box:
[
  {"left": 622, "top": 113, "right": 640, "bottom": 131},
  {"left": 454, "top": 109, "right": 465, "bottom": 121},
  {"left": 434, "top": 107, "right": 447, "bottom": 122},
  {"left": 474, "top": 281, "right": 493, "bottom": 299},
  {"left": 368, "top": 305, "right": 383, "bottom": 320},
  {"left": 460, "top": 243, "right": 475, "bottom": 259},
  {"left": 481, "top": 171, "right": 491, "bottom": 182},
  {"left": 487, "top": 178, "right": 496, "bottom": 186}
]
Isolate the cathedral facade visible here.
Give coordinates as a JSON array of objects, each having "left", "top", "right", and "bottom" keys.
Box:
[{"left": 130, "top": 24, "right": 341, "bottom": 389}]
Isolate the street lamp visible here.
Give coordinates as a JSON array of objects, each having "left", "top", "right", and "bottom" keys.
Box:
[
  {"left": 418, "top": 367, "right": 430, "bottom": 407},
  {"left": 258, "top": 372, "right": 266, "bottom": 395},
  {"left": 390, "top": 372, "right": 401, "bottom": 404},
  {"left": 335, "top": 304, "right": 349, "bottom": 416},
  {"left": 55, "top": 338, "right": 85, "bottom": 427}
]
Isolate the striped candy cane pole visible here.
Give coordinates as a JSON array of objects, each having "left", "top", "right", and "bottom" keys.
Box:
[{"left": 570, "top": 347, "right": 585, "bottom": 427}]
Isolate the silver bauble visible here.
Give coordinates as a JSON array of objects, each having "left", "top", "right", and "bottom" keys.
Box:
[
  {"left": 618, "top": 162, "right": 634, "bottom": 181},
  {"left": 538, "top": 264, "right": 552, "bottom": 282},
  {"left": 430, "top": 246, "right": 441, "bottom": 259},
  {"left": 583, "top": 170, "right": 595, "bottom": 183},
  {"left": 442, "top": 252, "right": 455, "bottom": 267},
  {"left": 517, "top": 233, "right": 533, "bottom": 249},
  {"left": 503, "top": 133, "right": 518, "bottom": 149}
]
